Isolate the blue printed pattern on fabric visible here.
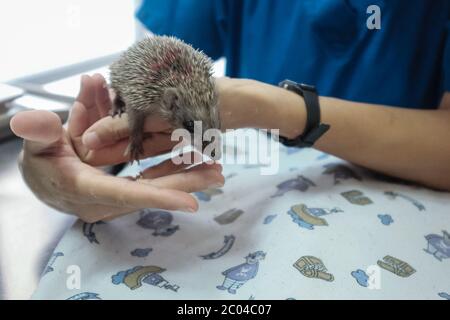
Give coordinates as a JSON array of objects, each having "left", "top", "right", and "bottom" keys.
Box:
[{"left": 32, "top": 141, "right": 450, "bottom": 300}]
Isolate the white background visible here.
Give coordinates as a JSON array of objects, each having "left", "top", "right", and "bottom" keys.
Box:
[{"left": 0, "top": 0, "right": 137, "bottom": 82}]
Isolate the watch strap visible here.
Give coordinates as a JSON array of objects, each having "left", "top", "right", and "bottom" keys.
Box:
[{"left": 277, "top": 80, "right": 330, "bottom": 148}]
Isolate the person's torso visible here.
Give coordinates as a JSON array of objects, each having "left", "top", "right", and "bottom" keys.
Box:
[{"left": 219, "top": 0, "right": 449, "bottom": 109}]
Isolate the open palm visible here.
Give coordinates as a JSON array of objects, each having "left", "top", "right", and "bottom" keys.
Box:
[{"left": 10, "top": 74, "right": 224, "bottom": 222}]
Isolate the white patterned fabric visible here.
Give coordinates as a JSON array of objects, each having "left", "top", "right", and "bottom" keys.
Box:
[{"left": 33, "top": 132, "right": 450, "bottom": 300}]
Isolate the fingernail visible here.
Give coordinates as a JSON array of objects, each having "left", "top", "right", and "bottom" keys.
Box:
[
  {"left": 82, "top": 132, "right": 101, "bottom": 149},
  {"left": 205, "top": 159, "right": 216, "bottom": 165},
  {"left": 184, "top": 207, "right": 196, "bottom": 213},
  {"left": 208, "top": 182, "right": 224, "bottom": 189}
]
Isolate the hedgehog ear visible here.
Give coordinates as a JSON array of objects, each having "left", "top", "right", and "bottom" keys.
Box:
[{"left": 162, "top": 87, "right": 182, "bottom": 111}]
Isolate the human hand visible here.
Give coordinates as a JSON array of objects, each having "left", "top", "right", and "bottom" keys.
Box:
[{"left": 10, "top": 74, "right": 224, "bottom": 223}]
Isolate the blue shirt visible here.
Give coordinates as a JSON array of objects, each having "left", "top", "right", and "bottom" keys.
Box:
[{"left": 137, "top": 0, "right": 450, "bottom": 109}]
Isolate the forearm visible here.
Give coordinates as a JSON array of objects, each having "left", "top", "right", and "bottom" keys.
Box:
[
  {"left": 316, "top": 97, "right": 450, "bottom": 190},
  {"left": 219, "top": 79, "right": 450, "bottom": 190}
]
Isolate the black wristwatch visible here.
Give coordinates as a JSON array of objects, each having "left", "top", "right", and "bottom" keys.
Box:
[{"left": 276, "top": 80, "right": 330, "bottom": 148}]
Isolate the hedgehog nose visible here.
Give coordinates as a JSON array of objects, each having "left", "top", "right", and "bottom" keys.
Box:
[
  {"left": 202, "top": 141, "right": 216, "bottom": 158},
  {"left": 183, "top": 120, "right": 195, "bottom": 133}
]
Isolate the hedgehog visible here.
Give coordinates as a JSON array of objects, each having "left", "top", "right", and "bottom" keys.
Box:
[{"left": 109, "top": 36, "right": 220, "bottom": 161}]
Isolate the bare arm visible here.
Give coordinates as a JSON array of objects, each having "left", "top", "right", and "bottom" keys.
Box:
[
  {"left": 218, "top": 78, "right": 450, "bottom": 190},
  {"left": 81, "top": 77, "right": 450, "bottom": 191}
]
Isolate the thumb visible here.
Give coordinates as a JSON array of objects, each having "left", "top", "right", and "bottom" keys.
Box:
[{"left": 10, "top": 110, "right": 63, "bottom": 154}]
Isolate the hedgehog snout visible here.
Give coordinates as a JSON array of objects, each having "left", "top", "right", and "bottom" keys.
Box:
[
  {"left": 182, "top": 119, "right": 217, "bottom": 157},
  {"left": 183, "top": 120, "right": 195, "bottom": 133}
]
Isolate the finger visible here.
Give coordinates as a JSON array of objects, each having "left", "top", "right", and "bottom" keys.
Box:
[
  {"left": 187, "top": 162, "right": 223, "bottom": 173},
  {"left": 68, "top": 75, "right": 111, "bottom": 140},
  {"left": 85, "top": 134, "right": 182, "bottom": 166},
  {"left": 76, "top": 75, "right": 94, "bottom": 107},
  {"left": 76, "top": 173, "right": 199, "bottom": 212},
  {"left": 68, "top": 101, "right": 89, "bottom": 138},
  {"left": 77, "top": 75, "right": 101, "bottom": 126},
  {"left": 125, "top": 161, "right": 222, "bottom": 181},
  {"left": 10, "top": 110, "right": 63, "bottom": 154},
  {"left": 141, "top": 151, "right": 205, "bottom": 179},
  {"left": 82, "top": 113, "right": 173, "bottom": 150},
  {"left": 92, "top": 73, "right": 112, "bottom": 117},
  {"left": 146, "top": 165, "right": 225, "bottom": 193},
  {"left": 76, "top": 204, "right": 137, "bottom": 223},
  {"left": 82, "top": 113, "right": 129, "bottom": 149}
]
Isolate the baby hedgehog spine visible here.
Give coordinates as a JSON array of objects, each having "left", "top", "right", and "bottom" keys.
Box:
[{"left": 109, "top": 36, "right": 219, "bottom": 162}]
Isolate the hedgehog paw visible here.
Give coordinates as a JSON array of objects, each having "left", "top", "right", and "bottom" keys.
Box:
[
  {"left": 110, "top": 107, "right": 125, "bottom": 117},
  {"left": 124, "top": 141, "right": 144, "bottom": 164},
  {"left": 111, "top": 95, "right": 126, "bottom": 117}
]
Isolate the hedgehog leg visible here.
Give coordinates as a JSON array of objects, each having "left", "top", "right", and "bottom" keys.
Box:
[
  {"left": 111, "top": 95, "right": 126, "bottom": 117},
  {"left": 124, "top": 112, "right": 146, "bottom": 163}
]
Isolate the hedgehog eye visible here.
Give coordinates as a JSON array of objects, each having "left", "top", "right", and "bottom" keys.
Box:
[{"left": 183, "top": 120, "right": 195, "bottom": 133}]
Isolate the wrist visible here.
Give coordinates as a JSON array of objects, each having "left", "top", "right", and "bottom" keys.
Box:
[
  {"left": 217, "top": 78, "right": 306, "bottom": 138},
  {"left": 217, "top": 78, "right": 261, "bottom": 130}
]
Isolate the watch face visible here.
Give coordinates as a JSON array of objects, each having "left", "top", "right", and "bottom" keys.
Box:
[{"left": 280, "top": 81, "right": 304, "bottom": 97}]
